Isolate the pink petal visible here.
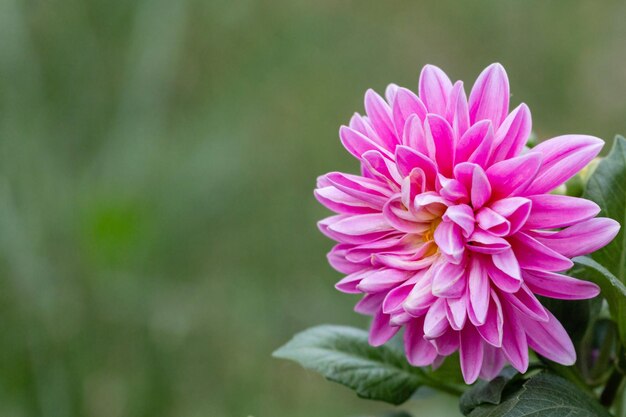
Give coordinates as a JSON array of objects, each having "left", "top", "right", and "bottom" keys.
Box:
[
  {"left": 383, "top": 195, "right": 430, "bottom": 234},
  {"left": 486, "top": 152, "right": 542, "bottom": 198},
  {"left": 314, "top": 186, "right": 378, "bottom": 214},
  {"left": 467, "top": 229, "right": 511, "bottom": 255},
  {"left": 487, "top": 253, "right": 522, "bottom": 293},
  {"left": 405, "top": 317, "right": 438, "bottom": 366},
  {"left": 443, "top": 204, "right": 475, "bottom": 238},
  {"left": 501, "top": 303, "right": 529, "bottom": 373},
  {"left": 393, "top": 87, "right": 427, "bottom": 137},
  {"left": 419, "top": 64, "right": 453, "bottom": 115},
  {"left": 328, "top": 213, "right": 393, "bottom": 236},
  {"left": 480, "top": 344, "right": 506, "bottom": 380},
  {"left": 454, "top": 162, "right": 492, "bottom": 209},
  {"left": 357, "top": 268, "right": 412, "bottom": 293},
  {"left": 424, "top": 298, "right": 450, "bottom": 339},
  {"left": 434, "top": 220, "right": 465, "bottom": 263},
  {"left": 510, "top": 232, "right": 573, "bottom": 272},
  {"left": 476, "top": 291, "right": 504, "bottom": 347},
  {"left": 369, "top": 309, "right": 400, "bottom": 346},
  {"left": 438, "top": 176, "right": 469, "bottom": 203},
  {"left": 533, "top": 218, "right": 620, "bottom": 258},
  {"left": 395, "top": 145, "right": 437, "bottom": 189},
  {"left": 382, "top": 275, "right": 418, "bottom": 314},
  {"left": 446, "top": 296, "right": 468, "bottom": 330},
  {"left": 424, "top": 114, "right": 456, "bottom": 176},
  {"left": 354, "top": 292, "right": 386, "bottom": 314},
  {"left": 432, "top": 330, "right": 460, "bottom": 356},
  {"left": 325, "top": 172, "right": 391, "bottom": 208},
  {"left": 335, "top": 269, "right": 373, "bottom": 294},
  {"left": 491, "top": 103, "right": 532, "bottom": 162},
  {"left": 327, "top": 244, "right": 363, "bottom": 274},
  {"left": 489, "top": 197, "right": 532, "bottom": 235},
  {"left": 525, "top": 135, "right": 604, "bottom": 195},
  {"left": 432, "top": 261, "right": 467, "bottom": 298},
  {"left": 402, "top": 114, "right": 429, "bottom": 155},
  {"left": 468, "top": 257, "right": 490, "bottom": 325},
  {"left": 523, "top": 269, "right": 600, "bottom": 300},
  {"left": 500, "top": 283, "right": 548, "bottom": 322},
  {"left": 361, "top": 150, "right": 403, "bottom": 186},
  {"left": 403, "top": 269, "right": 436, "bottom": 315},
  {"left": 385, "top": 84, "right": 399, "bottom": 104},
  {"left": 459, "top": 325, "right": 484, "bottom": 384},
  {"left": 339, "top": 125, "right": 393, "bottom": 160},
  {"left": 446, "top": 81, "right": 470, "bottom": 137},
  {"left": 476, "top": 207, "right": 511, "bottom": 236},
  {"left": 525, "top": 195, "right": 600, "bottom": 229},
  {"left": 455, "top": 120, "right": 493, "bottom": 164},
  {"left": 521, "top": 310, "right": 576, "bottom": 365},
  {"left": 364, "top": 89, "right": 398, "bottom": 150},
  {"left": 469, "top": 63, "right": 510, "bottom": 128}
]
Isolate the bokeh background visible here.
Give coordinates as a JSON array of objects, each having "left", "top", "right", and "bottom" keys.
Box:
[{"left": 1, "top": 0, "right": 626, "bottom": 416}]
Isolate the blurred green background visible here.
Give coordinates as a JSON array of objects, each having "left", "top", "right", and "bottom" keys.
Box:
[{"left": 1, "top": 0, "right": 625, "bottom": 416}]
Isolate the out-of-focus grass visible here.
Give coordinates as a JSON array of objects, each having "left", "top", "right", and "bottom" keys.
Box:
[{"left": 0, "top": 0, "right": 625, "bottom": 416}]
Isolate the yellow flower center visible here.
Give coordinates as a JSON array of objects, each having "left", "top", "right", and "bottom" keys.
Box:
[{"left": 423, "top": 218, "right": 442, "bottom": 243}]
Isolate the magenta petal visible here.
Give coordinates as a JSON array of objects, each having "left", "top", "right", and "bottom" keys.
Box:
[
  {"left": 393, "top": 87, "right": 427, "bottom": 137},
  {"left": 455, "top": 120, "right": 492, "bottom": 164},
  {"left": 487, "top": 255, "right": 522, "bottom": 293},
  {"left": 335, "top": 269, "right": 372, "bottom": 294},
  {"left": 432, "top": 330, "right": 460, "bottom": 356},
  {"left": 501, "top": 303, "right": 529, "bottom": 373},
  {"left": 364, "top": 89, "right": 398, "bottom": 150},
  {"left": 486, "top": 152, "right": 542, "bottom": 197},
  {"left": 459, "top": 325, "right": 484, "bottom": 384},
  {"left": 434, "top": 220, "right": 465, "bottom": 262},
  {"left": 534, "top": 218, "right": 620, "bottom": 258},
  {"left": 468, "top": 258, "right": 490, "bottom": 325},
  {"left": 325, "top": 172, "right": 390, "bottom": 208},
  {"left": 443, "top": 204, "right": 475, "bottom": 237},
  {"left": 454, "top": 162, "right": 492, "bottom": 209},
  {"left": 491, "top": 103, "right": 532, "bottom": 162},
  {"left": 405, "top": 317, "right": 438, "bottom": 366},
  {"left": 432, "top": 261, "right": 467, "bottom": 298},
  {"left": 525, "top": 135, "right": 604, "bottom": 195},
  {"left": 510, "top": 232, "right": 573, "bottom": 272},
  {"left": 523, "top": 269, "right": 600, "bottom": 300},
  {"left": 403, "top": 270, "right": 436, "bottom": 315},
  {"left": 369, "top": 309, "right": 400, "bottom": 346},
  {"left": 467, "top": 229, "right": 511, "bottom": 255},
  {"left": 521, "top": 310, "right": 576, "bottom": 366},
  {"left": 446, "top": 296, "right": 468, "bottom": 330},
  {"left": 525, "top": 195, "right": 600, "bottom": 229},
  {"left": 327, "top": 244, "right": 363, "bottom": 274},
  {"left": 476, "top": 207, "right": 510, "bottom": 236},
  {"left": 383, "top": 195, "right": 430, "bottom": 234},
  {"left": 424, "top": 298, "right": 449, "bottom": 339},
  {"left": 402, "top": 114, "right": 429, "bottom": 155},
  {"left": 382, "top": 276, "right": 418, "bottom": 314},
  {"left": 314, "top": 187, "right": 378, "bottom": 214},
  {"left": 328, "top": 213, "right": 393, "bottom": 236},
  {"left": 469, "top": 63, "right": 510, "bottom": 128},
  {"left": 492, "top": 248, "right": 521, "bottom": 280},
  {"left": 339, "top": 125, "right": 393, "bottom": 160},
  {"left": 361, "top": 150, "right": 403, "bottom": 186},
  {"left": 424, "top": 114, "right": 456, "bottom": 176},
  {"left": 419, "top": 65, "right": 453, "bottom": 115},
  {"left": 446, "top": 81, "right": 470, "bottom": 137}
]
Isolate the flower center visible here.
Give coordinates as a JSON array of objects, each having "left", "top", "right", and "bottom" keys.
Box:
[{"left": 423, "top": 218, "right": 442, "bottom": 243}]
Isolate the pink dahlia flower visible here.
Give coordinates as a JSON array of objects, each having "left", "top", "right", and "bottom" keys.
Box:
[{"left": 315, "top": 63, "right": 620, "bottom": 384}]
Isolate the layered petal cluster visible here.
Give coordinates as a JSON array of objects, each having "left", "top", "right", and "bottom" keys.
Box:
[{"left": 315, "top": 63, "right": 620, "bottom": 383}]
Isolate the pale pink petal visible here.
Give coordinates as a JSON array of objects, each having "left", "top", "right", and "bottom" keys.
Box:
[
  {"left": 354, "top": 292, "right": 386, "bottom": 314},
  {"left": 454, "top": 162, "right": 492, "bottom": 209},
  {"left": 327, "top": 244, "right": 363, "bottom": 274},
  {"left": 486, "top": 152, "right": 542, "bottom": 197},
  {"left": 335, "top": 269, "right": 374, "bottom": 294},
  {"left": 469, "top": 63, "right": 510, "bottom": 128},
  {"left": 393, "top": 87, "right": 427, "bottom": 137},
  {"left": 395, "top": 145, "right": 437, "bottom": 189},
  {"left": 325, "top": 172, "right": 391, "bottom": 208},
  {"left": 491, "top": 103, "right": 532, "bottom": 162},
  {"left": 455, "top": 120, "right": 493, "bottom": 164},
  {"left": 361, "top": 150, "right": 403, "bottom": 187},
  {"left": 510, "top": 232, "right": 573, "bottom": 272},
  {"left": 424, "top": 114, "right": 456, "bottom": 176},
  {"left": 402, "top": 114, "right": 429, "bottom": 155},
  {"left": 533, "top": 218, "right": 620, "bottom": 258},
  {"left": 369, "top": 309, "right": 400, "bottom": 346},
  {"left": 364, "top": 89, "right": 398, "bottom": 150},
  {"left": 521, "top": 310, "right": 576, "bottom": 365},
  {"left": 314, "top": 186, "right": 378, "bottom": 214},
  {"left": 403, "top": 269, "right": 436, "bottom": 316},
  {"left": 487, "top": 255, "right": 522, "bottom": 293},
  {"left": 432, "top": 330, "right": 460, "bottom": 356},
  {"left": 432, "top": 261, "right": 467, "bottom": 298},
  {"left": 525, "top": 135, "right": 604, "bottom": 195},
  {"left": 523, "top": 269, "right": 600, "bottom": 300},
  {"left": 405, "top": 317, "right": 438, "bottom": 366},
  {"left": 525, "top": 195, "right": 600, "bottom": 229},
  {"left": 467, "top": 229, "right": 511, "bottom": 255},
  {"left": 385, "top": 83, "right": 399, "bottom": 104},
  {"left": 438, "top": 176, "right": 469, "bottom": 203},
  {"left": 328, "top": 213, "right": 393, "bottom": 236},
  {"left": 459, "top": 325, "right": 484, "bottom": 384},
  {"left": 419, "top": 65, "right": 453, "bottom": 115},
  {"left": 446, "top": 296, "right": 468, "bottom": 330},
  {"left": 501, "top": 284, "right": 548, "bottom": 322},
  {"left": 383, "top": 195, "right": 431, "bottom": 234},
  {"left": 480, "top": 344, "right": 506, "bottom": 380},
  {"left": 476, "top": 291, "right": 504, "bottom": 347}
]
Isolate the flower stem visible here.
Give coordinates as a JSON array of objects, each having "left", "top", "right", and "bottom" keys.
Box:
[{"left": 600, "top": 368, "right": 624, "bottom": 407}]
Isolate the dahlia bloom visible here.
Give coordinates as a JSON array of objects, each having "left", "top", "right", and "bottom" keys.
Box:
[{"left": 315, "top": 63, "right": 620, "bottom": 384}]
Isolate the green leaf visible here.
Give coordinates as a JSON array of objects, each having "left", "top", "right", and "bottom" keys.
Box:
[
  {"left": 459, "top": 369, "right": 516, "bottom": 415},
  {"left": 573, "top": 256, "right": 626, "bottom": 345},
  {"left": 273, "top": 325, "right": 424, "bottom": 405},
  {"left": 583, "top": 135, "right": 626, "bottom": 283},
  {"left": 468, "top": 372, "right": 612, "bottom": 417}
]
